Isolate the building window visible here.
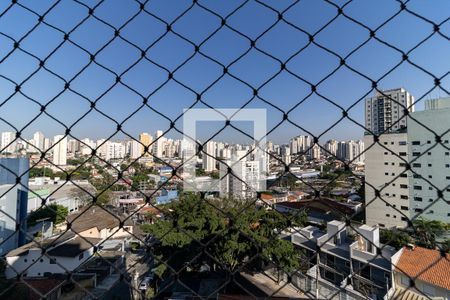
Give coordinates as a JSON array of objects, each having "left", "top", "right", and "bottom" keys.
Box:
[
  {"left": 428, "top": 175, "right": 432, "bottom": 179},
  {"left": 413, "top": 174, "right": 422, "bottom": 179},
  {"left": 446, "top": 164, "right": 450, "bottom": 168},
  {"left": 384, "top": 152, "right": 389, "bottom": 155},
  {"left": 446, "top": 176, "right": 450, "bottom": 180},
  {"left": 412, "top": 163, "right": 421, "bottom": 168},
  {"left": 50, "top": 258, "right": 56, "bottom": 264},
  {"left": 386, "top": 214, "right": 390, "bottom": 217},
  {"left": 384, "top": 162, "right": 388, "bottom": 165},
  {"left": 401, "top": 217, "right": 408, "bottom": 221},
  {"left": 412, "top": 152, "right": 420, "bottom": 156},
  {"left": 428, "top": 163, "right": 432, "bottom": 167},
  {"left": 445, "top": 152, "right": 449, "bottom": 156},
  {"left": 400, "top": 184, "right": 408, "bottom": 189},
  {"left": 400, "top": 173, "right": 407, "bottom": 178},
  {"left": 427, "top": 141, "right": 431, "bottom": 144},
  {"left": 412, "top": 141, "right": 420, "bottom": 145},
  {"left": 399, "top": 152, "right": 407, "bottom": 156},
  {"left": 414, "top": 197, "right": 422, "bottom": 202},
  {"left": 414, "top": 186, "right": 422, "bottom": 190},
  {"left": 414, "top": 208, "right": 423, "bottom": 213},
  {"left": 399, "top": 141, "right": 407, "bottom": 145},
  {"left": 401, "top": 206, "right": 408, "bottom": 211},
  {"left": 400, "top": 195, "right": 408, "bottom": 199},
  {"left": 384, "top": 172, "right": 389, "bottom": 176}
]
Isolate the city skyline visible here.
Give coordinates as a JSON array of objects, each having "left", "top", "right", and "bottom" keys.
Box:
[{"left": 1, "top": 1, "right": 449, "bottom": 143}]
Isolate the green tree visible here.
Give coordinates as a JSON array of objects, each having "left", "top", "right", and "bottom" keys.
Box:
[
  {"left": 380, "top": 229, "right": 411, "bottom": 250},
  {"left": 412, "top": 218, "right": 448, "bottom": 249},
  {"left": 28, "top": 167, "right": 54, "bottom": 178},
  {"left": 27, "top": 204, "right": 68, "bottom": 227},
  {"left": 142, "top": 194, "right": 305, "bottom": 279}
]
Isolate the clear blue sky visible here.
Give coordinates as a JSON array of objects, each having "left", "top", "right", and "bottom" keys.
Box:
[{"left": 0, "top": 0, "right": 449, "bottom": 144}]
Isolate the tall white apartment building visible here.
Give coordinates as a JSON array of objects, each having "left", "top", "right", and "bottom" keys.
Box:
[
  {"left": 325, "top": 139, "right": 338, "bottom": 156},
  {"left": 364, "top": 132, "right": 410, "bottom": 228},
  {"left": 346, "top": 140, "right": 365, "bottom": 163},
  {"left": 364, "top": 96, "right": 450, "bottom": 228},
  {"left": 32, "top": 131, "right": 44, "bottom": 151},
  {"left": 52, "top": 135, "right": 67, "bottom": 166},
  {"left": 1, "top": 132, "right": 16, "bottom": 154},
  {"left": 80, "top": 138, "right": 95, "bottom": 156},
  {"left": 44, "top": 138, "right": 51, "bottom": 151},
  {"left": 219, "top": 158, "right": 260, "bottom": 199},
  {"left": 129, "top": 140, "right": 141, "bottom": 159},
  {"left": 105, "top": 141, "right": 125, "bottom": 161},
  {"left": 365, "top": 88, "right": 415, "bottom": 135},
  {"left": 311, "top": 144, "right": 321, "bottom": 160},
  {"left": 407, "top": 98, "right": 450, "bottom": 223},
  {"left": 153, "top": 130, "right": 165, "bottom": 159},
  {"left": 202, "top": 141, "right": 217, "bottom": 172},
  {"left": 290, "top": 135, "right": 312, "bottom": 154}
]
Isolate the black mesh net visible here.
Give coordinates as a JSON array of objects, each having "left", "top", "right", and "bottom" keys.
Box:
[{"left": 0, "top": 0, "right": 449, "bottom": 299}]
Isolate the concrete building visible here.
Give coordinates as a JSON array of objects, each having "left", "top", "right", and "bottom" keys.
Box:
[
  {"left": 290, "top": 221, "right": 396, "bottom": 300},
  {"left": 139, "top": 132, "right": 153, "bottom": 158},
  {"left": 1, "top": 131, "right": 16, "bottom": 154},
  {"left": 32, "top": 131, "right": 44, "bottom": 152},
  {"left": 129, "top": 140, "right": 141, "bottom": 159},
  {"left": 219, "top": 158, "right": 261, "bottom": 199},
  {"left": 52, "top": 135, "right": 67, "bottom": 166},
  {"left": 364, "top": 132, "right": 410, "bottom": 228},
  {"left": 0, "top": 158, "right": 29, "bottom": 255},
  {"left": 365, "top": 96, "right": 450, "bottom": 228},
  {"left": 406, "top": 98, "right": 450, "bottom": 223},
  {"left": 153, "top": 130, "right": 164, "bottom": 159},
  {"left": 202, "top": 141, "right": 217, "bottom": 172},
  {"left": 365, "top": 88, "right": 415, "bottom": 135},
  {"left": 325, "top": 139, "right": 338, "bottom": 157},
  {"left": 104, "top": 141, "right": 125, "bottom": 161}
]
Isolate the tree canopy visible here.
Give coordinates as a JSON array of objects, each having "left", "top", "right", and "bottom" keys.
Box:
[
  {"left": 27, "top": 204, "right": 68, "bottom": 227},
  {"left": 141, "top": 194, "right": 307, "bottom": 280}
]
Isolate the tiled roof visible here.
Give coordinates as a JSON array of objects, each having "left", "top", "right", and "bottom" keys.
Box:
[{"left": 395, "top": 246, "right": 450, "bottom": 290}]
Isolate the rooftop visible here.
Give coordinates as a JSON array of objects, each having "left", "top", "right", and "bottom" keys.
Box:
[
  {"left": 395, "top": 246, "right": 450, "bottom": 290},
  {"left": 47, "top": 236, "right": 101, "bottom": 257},
  {"left": 66, "top": 206, "right": 132, "bottom": 232}
]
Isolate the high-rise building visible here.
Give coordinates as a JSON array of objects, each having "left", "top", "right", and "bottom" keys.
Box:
[
  {"left": 364, "top": 96, "right": 450, "bottom": 228},
  {"left": 105, "top": 141, "right": 125, "bottom": 161},
  {"left": 129, "top": 140, "right": 141, "bottom": 159},
  {"left": 325, "top": 139, "right": 338, "bottom": 157},
  {"left": 0, "top": 158, "right": 29, "bottom": 255},
  {"left": 202, "top": 141, "right": 217, "bottom": 172},
  {"left": 44, "top": 138, "right": 51, "bottom": 151},
  {"left": 52, "top": 135, "right": 67, "bottom": 166},
  {"left": 365, "top": 88, "right": 415, "bottom": 135},
  {"left": 406, "top": 97, "right": 450, "bottom": 223},
  {"left": 67, "top": 139, "right": 80, "bottom": 154},
  {"left": 312, "top": 144, "right": 321, "bottom": 160},
  {"left": 139, "top": 132, "right": 153, "bottom": 158},
  {"left": 219, "top": 158, "right": 260, "bottom": 199},
  {"left": 364, "top": 132, "right": 409, "bottom": 228},
  {"left": 1, "top": 132, "right": 16, "bottom": 154},
  {"left": 337, "top": 141, "right": 348, "bottom": 160},
  {"left": 153, "top": 130, "right": 164, "bottom": 159},
  {"left": 32, "top": 131, "right": 44, "bottom": 152}
]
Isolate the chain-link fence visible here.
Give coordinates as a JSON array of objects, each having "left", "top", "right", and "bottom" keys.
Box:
[{"left": 0, "top": 0, "right": 449, "bottom": 299}]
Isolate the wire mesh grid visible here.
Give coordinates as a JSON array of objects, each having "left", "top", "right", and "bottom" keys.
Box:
[{"left": 0, "top": 0, "right": 449, "bottom": 299}]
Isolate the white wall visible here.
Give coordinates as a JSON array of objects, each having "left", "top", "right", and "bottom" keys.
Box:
[{"left": 5, "top": 247, "right": 95, "bottom": 279}]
